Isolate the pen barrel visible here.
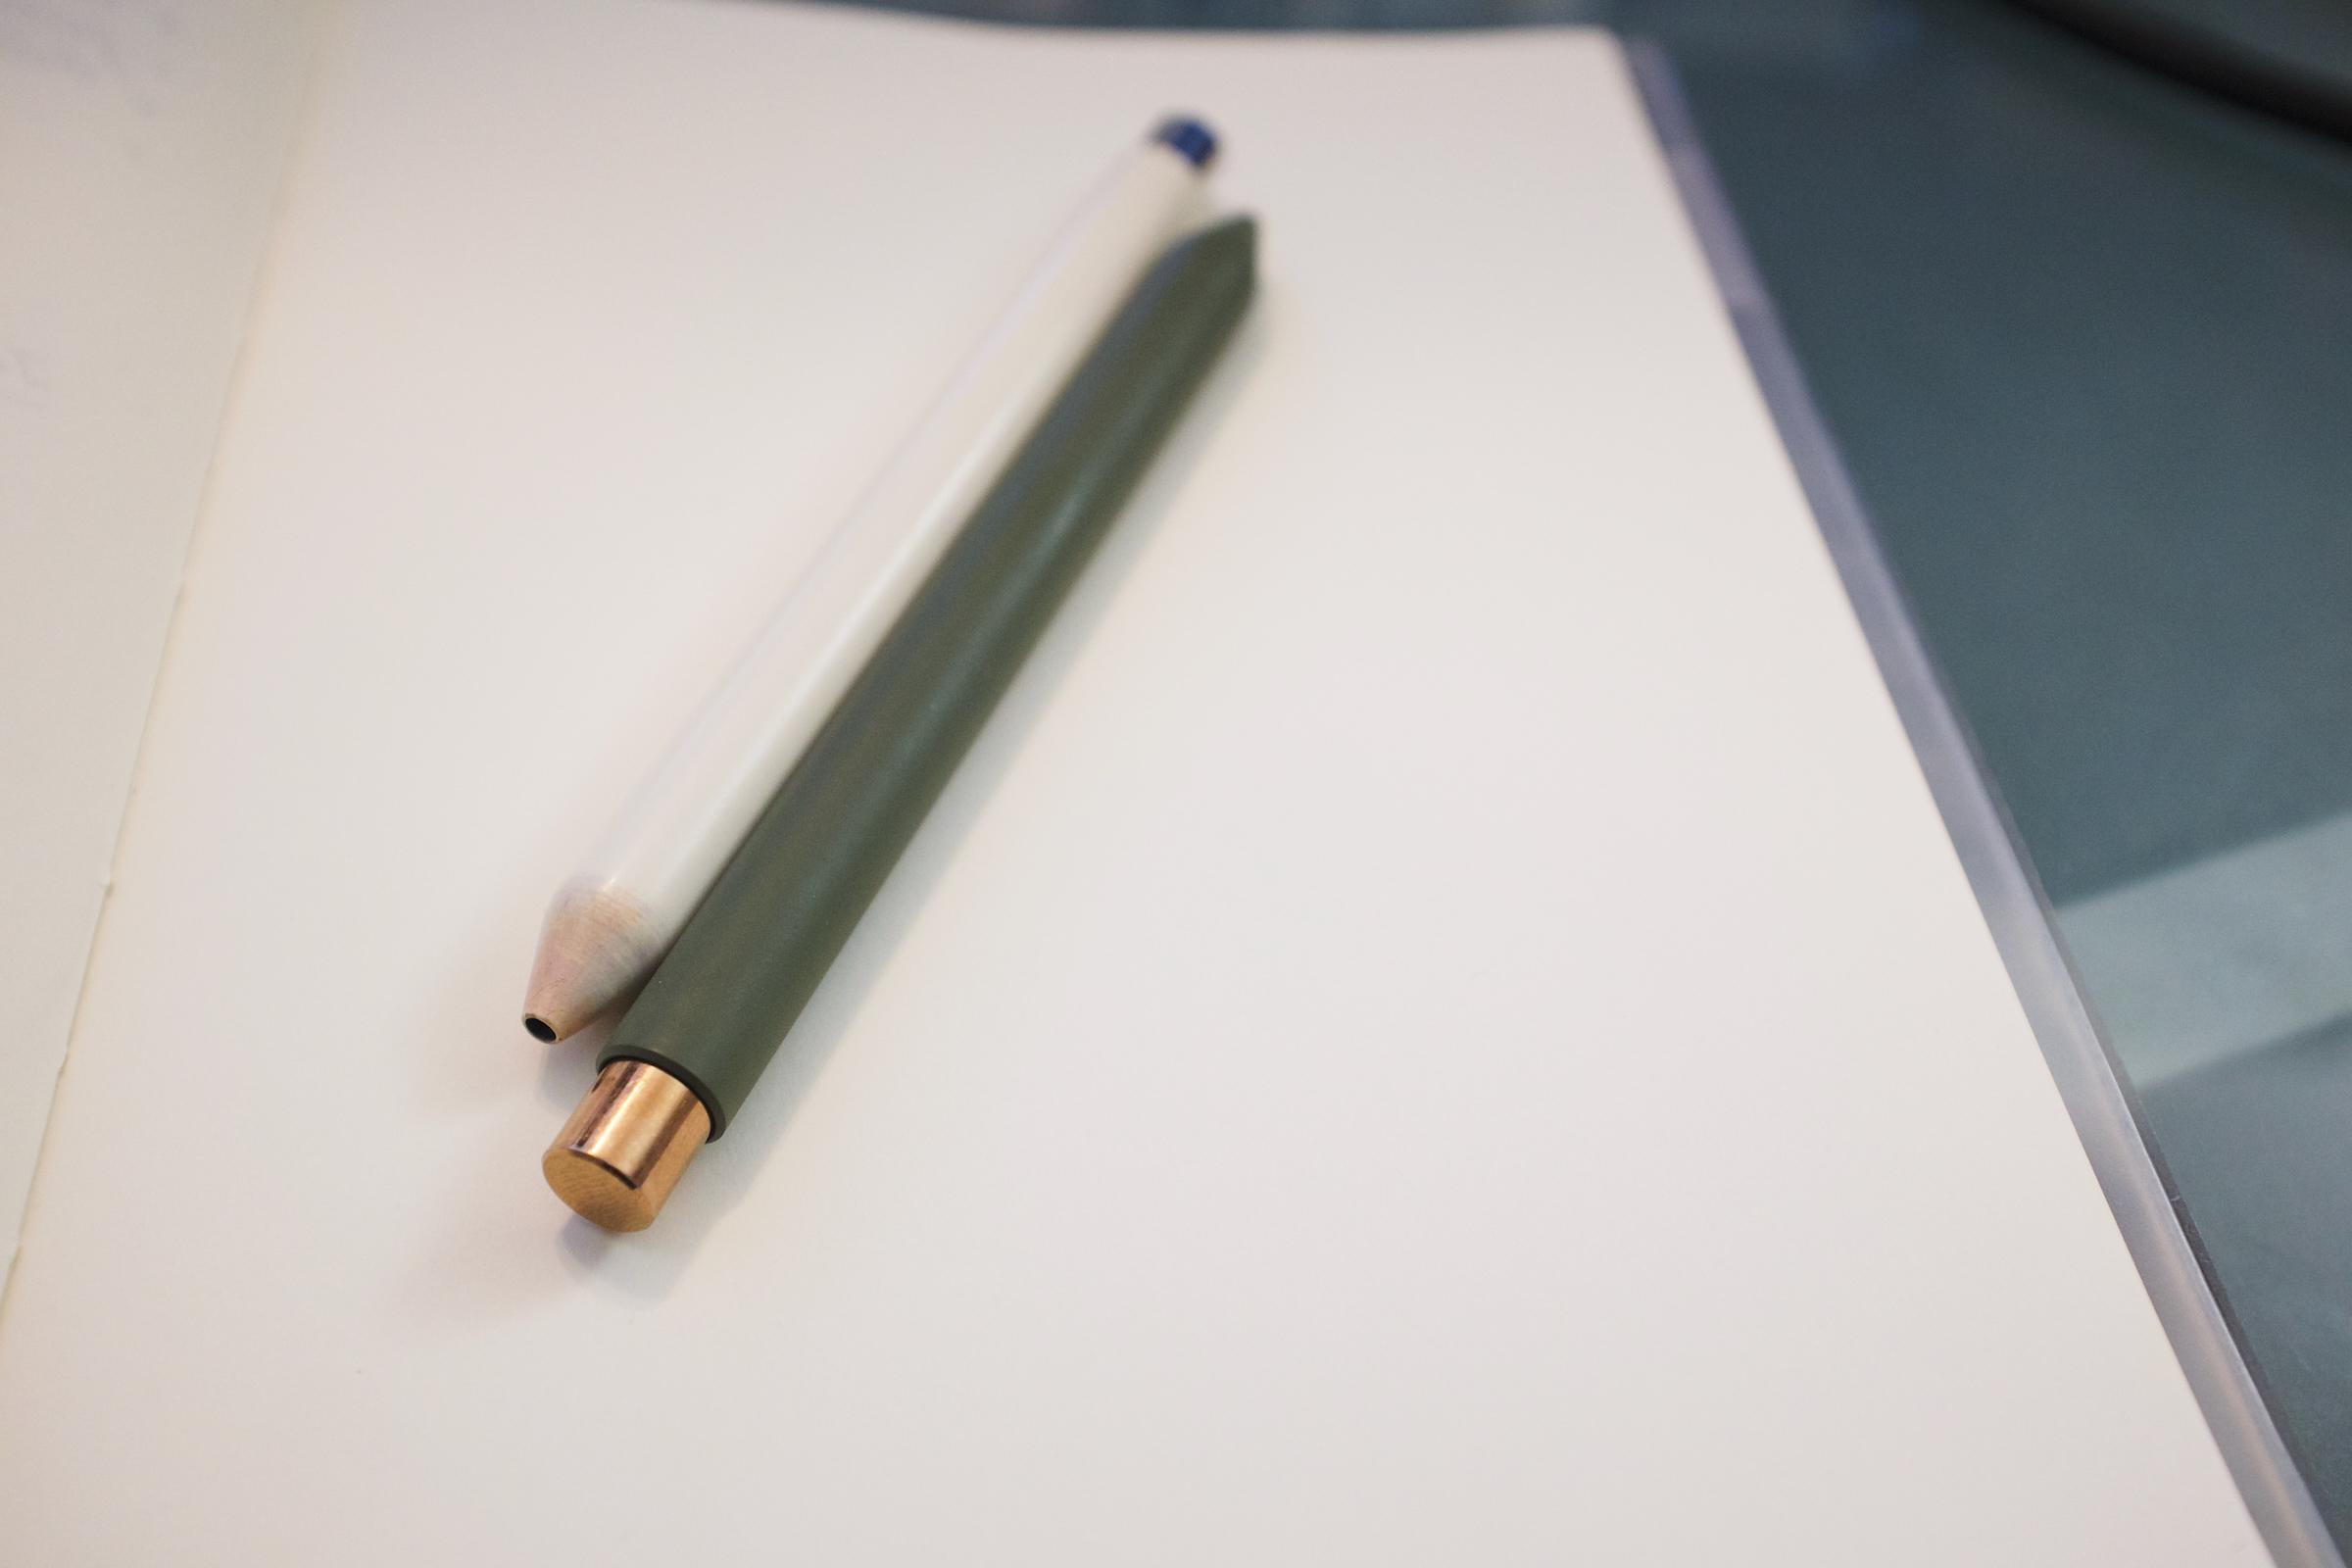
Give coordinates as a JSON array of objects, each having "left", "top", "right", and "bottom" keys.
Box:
[
  {"left": 603, "top": 218, "right": 1256, "bottom": 1136},
  {"left": 523, "top": 126, "right": 1212, "bottom": 1045}
]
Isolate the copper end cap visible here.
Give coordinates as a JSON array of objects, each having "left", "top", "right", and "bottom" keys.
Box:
[{"left": 543, "top": 1059, "right": 710, "bottom": 1232}]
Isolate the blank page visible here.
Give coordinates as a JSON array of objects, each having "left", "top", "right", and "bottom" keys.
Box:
[
  {"left": 0, "top": 0, "right": 318, "bottom": 1280},
  {"left": 0, "top": 1, "right": 2268, "bottom": 1562}
]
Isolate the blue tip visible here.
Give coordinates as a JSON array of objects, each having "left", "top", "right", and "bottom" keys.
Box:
[{"left": 1152, "top": 116, "right": 1217, "bottom": 172}]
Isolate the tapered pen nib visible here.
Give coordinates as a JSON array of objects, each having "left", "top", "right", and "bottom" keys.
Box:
[{"left": 520, "top": 881, "right": 662, "bottom": 1043}]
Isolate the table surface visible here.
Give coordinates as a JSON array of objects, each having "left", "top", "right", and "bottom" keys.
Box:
[
  {"left": 843, "top": 0, "right": 2352, "bottom": 1550},
  {"left": 1667, "top": 12, "right": 2352, "bottom": 1554}
]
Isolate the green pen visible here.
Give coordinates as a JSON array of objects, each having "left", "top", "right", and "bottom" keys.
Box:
[{"left": 545, "top": 217, "right": 1258, "bottom": 1230}]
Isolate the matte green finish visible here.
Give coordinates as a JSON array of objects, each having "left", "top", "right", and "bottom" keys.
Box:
[{"left": 603, "top": 217, "right": 1256, "bottom": 1137}]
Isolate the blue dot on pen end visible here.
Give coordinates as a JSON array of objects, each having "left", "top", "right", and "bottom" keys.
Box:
[{"left": 1152, "top": 116, "right": 1218, "bottom": 171}]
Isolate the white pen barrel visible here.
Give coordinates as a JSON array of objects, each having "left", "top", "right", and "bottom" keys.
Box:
[{"left": 524, "top": 126, "right": 1212, "bottom": 1041}]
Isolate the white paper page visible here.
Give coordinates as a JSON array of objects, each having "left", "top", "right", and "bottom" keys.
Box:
[
  {"left": 0, "top": 2, "right": 2268, "bottom": 1562},
  {"left": 0, "top": 0, "right": 318, "bottom": 1280}
]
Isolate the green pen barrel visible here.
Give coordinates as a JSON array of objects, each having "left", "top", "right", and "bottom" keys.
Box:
[{"left": 602, "top": 217, "right": 1257, "bottom": 1137}]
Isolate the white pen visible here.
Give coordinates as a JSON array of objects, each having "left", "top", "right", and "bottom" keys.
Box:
[{"left": 522, "top": 117, "right": 1219, "bottom": 1043}]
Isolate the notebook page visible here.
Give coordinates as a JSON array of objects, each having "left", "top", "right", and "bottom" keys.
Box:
[
  {"left": 0, "top": 0, "right": 319, "bottom": 1281},
  {"left": 0, "top": 1, "right": 2269, "bottom": 1561}
]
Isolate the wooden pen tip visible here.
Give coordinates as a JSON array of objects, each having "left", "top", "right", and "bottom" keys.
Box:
[{"left": 521, "top": 880, "right": 662, "bottom": 1044}]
